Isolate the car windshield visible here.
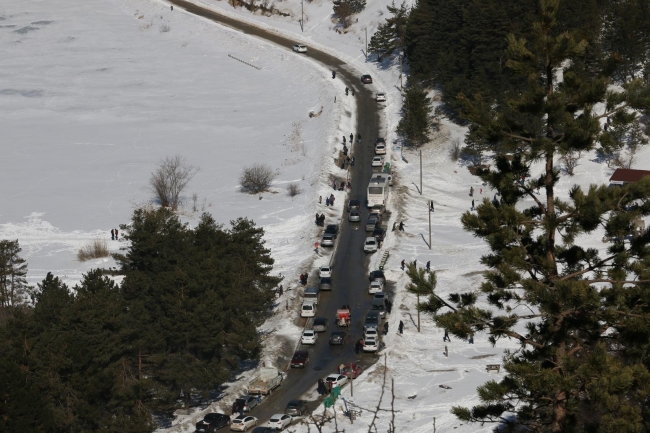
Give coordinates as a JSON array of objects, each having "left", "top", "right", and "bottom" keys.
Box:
[
  {"left": 303, "top": 305, "right": 313, "bottom": 310},
  {"left": 270, "top": 417, "right": 280, "bottom": 422},
  {"left": 304, "top": 330, "right": 314, "bottom": 335},
  {"left": 320, "top": 278, "right": 331, "bottom": 284},
  {"left": 314, "top": 318, "right": 326, "bottom": 325}
]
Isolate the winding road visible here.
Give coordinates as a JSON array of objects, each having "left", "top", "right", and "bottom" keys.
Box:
[{"left": 167, "top": 0, "right": 383, "bottom": 425}]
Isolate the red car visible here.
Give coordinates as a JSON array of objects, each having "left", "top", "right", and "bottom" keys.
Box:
[
  {"left": 361, "top": 74, "right": 373, "bottom": 84},
  {"left": 341, "top": 363, "right": 363, "bottom": 379}
]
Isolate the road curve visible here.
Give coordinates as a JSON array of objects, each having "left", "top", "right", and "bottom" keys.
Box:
[{"left": 166, "top": 0, "right": 382, "bottom": 424}]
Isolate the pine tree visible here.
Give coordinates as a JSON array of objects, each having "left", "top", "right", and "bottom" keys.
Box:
[
  {"left": 368, "top": 1, "right": 410, "bottom": 59},
  {"left": 0, "top": 240, "right": 30, "bottom": 308},
  {"left": 424, "top": 1, "right": 650, "bottom": 431},
  {"left": 397, "top": 82, "right": 436, "bottom": 146},
  {"left": 333, "top": 0, "right": 365, "bottom": 28}
]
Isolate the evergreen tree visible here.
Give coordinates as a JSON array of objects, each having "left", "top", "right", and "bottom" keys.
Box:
[
  {"left": 333, "top": 0, "right": 366, "bottom": 27},
  {"left": 0, "top": 239, "right": 30, "bottom": 308},
  {"left": 421, "top": 1, "right": 650, "bottom": 431},
  {"left": 397, "top": 82, "right": 436, "bottom": 146},
  {"left": 368, "top": 1, "right": 410, "bottom": 59}
]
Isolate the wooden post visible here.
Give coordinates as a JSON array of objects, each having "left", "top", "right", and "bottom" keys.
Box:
[
  {"left": 419, "top": 150, "right": 422, "bottom": 195},
  {"left": 350, "top": 363, "right": 354, "bottom": 397},
  {"left": 428, "top": 201, "right": 432, "bottom": 250},
  {"left": 417, "top": 292, "right": 421, "bottom": 332}
]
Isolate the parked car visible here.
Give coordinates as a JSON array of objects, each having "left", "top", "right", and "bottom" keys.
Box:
[
  {"left": 267, "top": 414, "right": 292, "bottom": 430},
  {"left": 372, "top": 226, "right": 386, "bottom": 242},
  {"left": 329, "top": 331, "right": 348, "bottom": 345},
  {"left": 301, "top": 301, "right": 316, "bottom": 317},
  {"left": 301, "top": 330, "right": 317, "bottom": 345},
  {"left": 284, "top": 400, "right": 308, "bottom": 416},
  {"left": 365, "top": 213, "right": 381, "bottom": 231},
  {"left": 370, "top": 204, "right": 385, "bottom": 215},
  {"left": 319, "top": 277, "right": 333, "bottom": 291},
  {"left": 364, "top": 237, "right": 378, "bottom": 253},
  {"left": 196, "top": 413, "right": 230, "bottom": 432},
  {"left": 230, "top": 415, "right": 258, "bottom": 432},
  {"left": 321, "top": 233, "right": 336, "bottom": 247},
  {"left": 374, "top": 142, "right": 386, "bottom": 155},
  {"left": 364, "top": 311, "right": 381, "bottom": 332},
  {"left": 325, "top": 373, "right": 349, "bottom": 388},
  {"left": 375, "top": 137, "right": 386, "bottom": 145},
  {"left": 290, "top": 350, "right": 309, "bottom": 368},
  {"left": 369, "top": 270, "right": 386, "bottom": 284},
  {"left": 341, "top": 363, "right": 363, "bottom": 379},
  {"left": 312, "top": 317, "right": 329, "bottom": 332},
  {"left": 373, "top": 292, "right": 387, "bottom": 303},
  {"left": 361, "top": 74, "right": 373, "bottom": 84},
  {"left": 319, "top": 266, "right": 332, "bottom": 278},
  {"left": 292, "top": 44, "right": 307, "bottom": 53},
  {"left": 304, "top": 287, "right": 320, "bottom": 305},
  {"left": 348, "top": 210, "right": 361, "bottom": 222},
  {"left": 371, "top": 302, "right": 386, "bottom": 318},
  {"left": 371, "top": 156, "right": 384, "bottom": 167},
  {"left": 364, "top": 327, "right": 379, "bottom": 341},
  {"left": 235, "top": 396, "right": 258, "bottom": 413},
  {"left": 324, "top": 224, "right": 339, "bottom": 236},
  {"left": 347, "top": 199, "right": 361, "bottom": 212},
  {"left": 375, "top": 92, "right": 386, "bottom": 102},
  {"left": 363, "top": 337, "right": 379, "bottom": 352},
  {"left": 369, "top": 280, "right": 384, "bottom": 294}
]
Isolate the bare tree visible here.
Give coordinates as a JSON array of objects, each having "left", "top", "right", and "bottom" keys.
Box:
[
  {"left": 150, "top": 155, "right": 199, "bottom": 210},
  {"left": 77, "top": 239, "right": 110, "bottom": 262},
  {"left": 448, "top": 138, "right": 461, "bottom": 161},
  {"left": 240, "top": 163, "right": 276, "bottom": 194},
  {"left": 559, "top": 150, "right": 581, "bottom": 176},
  {"left": 287, "top": 183, "right": 300, "bottom": 198},
  {"left": 0, "top": 239, "right": 30, "bottom": 308}
]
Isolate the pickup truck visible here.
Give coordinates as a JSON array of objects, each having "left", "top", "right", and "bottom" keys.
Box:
[{"left": 247, "top": 367, "right": 285, "bottom": 395}]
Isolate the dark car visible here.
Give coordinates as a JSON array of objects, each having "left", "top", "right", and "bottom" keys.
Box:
[
  {"left": 312, "top": 317, "right": 329, "bottom": 332},
  {"left": 375, "top": 137, "right": 386, "bottom": 145},
  {"left": 347, "top": 199, "right": 361, "bottom": 212},
  {"left": 284, "top": 399, "right": 308, "bottom": 416},
  {"left": 319, "top": 277, "right": 333, "bottom": 291},
  {"left": 196, "top": 413, "right": 230, "bottom": 432},
  {"left": 324, "top": 224, "right": 339, "bottom": 236},
  {"left": 235, "top": 396, "right": 258, "bottom": 412},
  {"left": 329, "top": 331, "right": 348, "bottom": 345},
  {"left": 372, "top": 226, "right": 386, "bottom": 242},
  {"left": 369, "top": 270, "right": 386, "bottom": 284},
  {"left": 291, "top": 350, "right": 309, "bottom": 368},
  {"left": 361, "top": 74, "right": 373, "bottom": 84}
]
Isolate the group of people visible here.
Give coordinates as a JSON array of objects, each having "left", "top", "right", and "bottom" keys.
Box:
[
  {"left": 392, "top": 221, "right": 405, "bottom": 231},
  {"left": 324, "top": 193, "right": 335, "bottom": 206},
  {"left": 315, "top": 213, "right": 326, "bottom": 226},
  {"left": 299, "top": 273, "right": 308, "bottom": 285},
  {"left": 316, "top": 378, "right": 332, "bottom": 395},
  {"left": 110, "top": 228, "right": 119, "bottom": 240}
]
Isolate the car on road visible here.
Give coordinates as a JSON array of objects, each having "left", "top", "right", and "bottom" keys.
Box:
[
  {"left": 312, "top": 317, "right": 329, "bottom": 332},
  {"left": 284, "top": 400, "right": 308, "bottom": 416},
  {"left": 364, "top": 311, "right": 381, "bottom": 332},
  {"left": 364, "top": 237, "right": 378, "bottom": 253},
  {"left": 267, "top": 414, "right": 292, "bottom": 430},
  {"left": 329, "top": 331, "right": 348, "bottom": 345},
  {"left": 369, "top": 280, "right": 384, "bottom": 294},
  {"left": 375, "top": 137, "right": 386, "bottom": 145},
  {"left": 361, "top": 74, "right": 373, "bottom": 84},
  {"left": 370, "top": 204, "right": 385, "bottom": 215},
  {"left": 318, "top": 277, "right": 332, "bottom": 291},
  {"left": 369, "top": 270, "right": 386, "bottom": 285},
  {"left": 292, "top": 44, "right": 307, "bottom": 53},
  {"left": 348, "top": 209, "right": 361, "bottom": 222},
  {"left": 301, "top": 301, "right": 316, "bottom": 317},
  {"left": 341, "top": 363, "right": 363, "bottom": 379},
  {"left": 374, "top": 142, "right": 386, "bottom": 155},
  {"left": 365, "top": 213, "right": 381, "bottom": 231},
  {"left": 371, "top": 302, "right": 386, "bottom": 318},
  {"left": 301, "top": 330, "right": 317, "bottom": 345},
  {"left": 235, "top": 396, "right": 258, "bottom": 413},
  {"left": 196, "top": 413, "right": 231, "bottom": 432},
  {"left": 290, "top": 350, "right": 309, "bottom": 368},
  {"left": 364, "top": 327, "right": 379, "bottom": 341},
  {"left": 325, "top": 373, "right": 349, "bottom": 388},
  {"left": 347, "top": 199, "right": 361, "bottom": 212},
  {"left": 372, "top": 226, "right": 386, "bottom": 242},
  {"left": 321, "top": 233, "right": 336, "bottom": 247},
  {"left": 371, "top": 156, "right": 384, "bottom": 167},
  {"left": 373, "top": 292, "right": 387, "bottom": 303},
  {"left": 324, "top": 224, "right": 339, "bottom": 236},
  {"left": 375, "top": 92, "right": 386, "bottom": 102},
  {"left": 230, "top": 415, "right": 257, "bottom": 432},
  {"left": 363, "top": 337, "right": 379, "bottom": 352},
  {"left": 319, "top": 266, "right": 332, "bottom": 278}
]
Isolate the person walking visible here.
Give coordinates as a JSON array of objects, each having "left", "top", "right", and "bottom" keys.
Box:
[
  {"left": 171, "top": 5, "right": 173, "bottom": 10},
  {"left": 468, "top": 334, "right": 474, "bottom": 344},
  {"left": 330, "top": 195, "right": 335, "bottom": 206},
  {"left": 443, "top": 329, "right": 451, "bottom": 342},
  {"left": 426, "top": 261, "right": 431, "bottom": 272},
  {"left": 357, "top": 133, "right": 361, "bottom": 143},
  {"left": 278, "top": 285, "right": 283, "bottom": 296},
  {"left": 385, "top": 299, "right": 392, "bottom": 313},
  {"left": 111, "top": 229, "right": 114, "bottom": 240},
  {"left": 325, "top": 197, "right": 330, "bottom": 206},
  {"left": 345, "top": 87, "right": 349, "bottom": 96},
  {"left": 350, "top": 156, "right": 355, "bottom": 166},
  {"left": 400, "top": 259, "right": 406, "bottom": 270},
  {"left": 383, "top": 322, "right": 389, "bottom": 335},
  {"left": 115, "top": 228, "right": 118, "bottom": 239},
  {"left": 470, "top": 186, "right": 474, "bottom": 197},
  {"left": 398, "top": 320, "right": 404, "bottom": 335},
  {"left": 319, "top": 195, "right": 322, "bottom": 204},
  {"left": 332, "top": 70, "right": 336, "bottom": 79},
  {"left": 399, "top": 221, "right": 404, "bottom": 231},
  {"left": 314, "top": 242, "right": 320, "bottom": 253},
  {"left": 349, "top": 133, "right": 353, "bottom": 143},
  {"left": 471, "top": 199, "right": 475, "bottom": 210},
  {"left": 343, "top": 135, "right": 346, "bottom": 144}
]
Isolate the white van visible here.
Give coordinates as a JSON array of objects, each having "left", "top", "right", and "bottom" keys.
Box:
[
  {"left": 304, "top": 287, "right": 320, "bottom": 305},
  {"left": 301, "top": 301, "right": 317, "bottom": 317}
]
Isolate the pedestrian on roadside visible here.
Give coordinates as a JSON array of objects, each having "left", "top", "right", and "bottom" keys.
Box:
[
  {"left": 332, "top": 71, "right": 336, "bottom": 79},
  {"left": 347, "top": 181, "right": 351, "bottom": 190},
  {"left": 392, "top": 222, "right": 397, "bottom": 232},
  {"left": 350, "top": 133, "right": 353, "bottom": 143},
  {"left": 330, "top": 195, "right": 335, "bottom": 206},
  {"left": 319, "top": 195, "right": 322, "bottom": 204},
  {"left": 399, "top": 221, "right": 404, "bottom": 231},
  {"left": 111, "top": 229, "right": 114, "bottom": 240},
  {"left": 383, "top": 322, "right": 389, "bottom": 335},
  {"left": 351, "top": 89, "right": 355, "bottom": 96},
  {"left": 426, "top": 261, "right": 431, "bottom": 272},
  {"left": 343, "top": 135, "right": 346, "bottom": 144},
  {"left": 333, "top": 179, "right": 337, "bottom": 190},
  {"left": 345, "top": 87, "right": 349, "bottom": 96},
  {"left": 314, "top": 242, "right": 320, "bottom": 253},
  {"left": 468, "top": 334, "right": 474, "bottom": 344},
  {"left": 472, "top": 199, "right": 475, "bottom": 210},
  {"left": 278, "top": 285, "right": 283, "bottom": 296},
  {"left": 351, "top": 157, "right": 355, "bottom": 166},
  {"left": 386, "top": 300, "right": 392, "bottom": 313},
  {"left": 115, "top": 228, "right": 119, "bottom": 239},
  {"left": 470, "top": 186, "right": 474, "bottom": 197},
  {"left": 398, "top": 320, "right": 404, "bottom": 334},
  {"left": 400, "top": 259, "right": 405, "bottom": 270},
  {"left": 171, "top": 5, "right": 173, "bottom": 10},
  {"left": 357, "top": 133, "right": 361, "bottom": 143},
  {"left": 326, "top": 197, "right": 330, "bottom": 206},
  {"left": 443, "top": 329, "right": 451, "bottom": 342}
]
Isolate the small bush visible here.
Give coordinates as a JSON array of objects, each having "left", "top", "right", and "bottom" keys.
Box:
[
  {"left": 160, "top": 24, "right": 171, "bottom": 33},
  {"left": 287, "top": 183, "right": 300, "bottom": 198},
  {"left": 449, "top": 138, "right": 461, "bottom": 161},
  {"left": 240, "top": 163, "right": 275, "bottom": 194},
  {"left": 77, "top": 239, "right": 109, "bottom": 262}
]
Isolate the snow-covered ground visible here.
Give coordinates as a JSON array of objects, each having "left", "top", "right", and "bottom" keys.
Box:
[{"left": 2, "top": 0, "right": 646, "bottom": 432}]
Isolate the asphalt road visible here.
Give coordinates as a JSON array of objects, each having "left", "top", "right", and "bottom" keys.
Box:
[{"left": 166, "top": 0, "right": 382, "bottom": 424}]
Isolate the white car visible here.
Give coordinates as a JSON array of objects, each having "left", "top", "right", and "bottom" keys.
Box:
[
  {"left": 319, "top": 266, "right": 332, "bottom": 278},
  {"left": 373, "top": 292, "right": 387, "bottom": 302},
  {"left": 364, "top": 327, "right": 379, "bottom": 341},
  {"left": 325, "top": 373, "right": 348, "bottom": 388},
  {"left": 267, "top": 413, "right": 292, "bottom": 430},
  {"left": 293, "top": 44, "right": 307, "bottom": 53},
  {"left": 375, "top": 143, "right": 386, "bottom": 155},
  {"left": 364, "top": 237, "right": 378, "bottom": 253},
  {"left": 301, "top": 301, "right": 317, "bottom": 317},
  {"left": 376, "top": 92, "right": 386, "bottom": 102},
  {"left": 371, "top": 156, "right": 384, "bottom": 167},
  {"left": 363, "top": 337, "right": 379, "bottom": 352},
  {"left": 230, "top": 415, "right": 258, "bottom": 431},
  {"left": 369, "top": 280, "right": 384, "bottom": 294},
  {"left": 301, "top": 330, "right": 318, "bottom": 345}
]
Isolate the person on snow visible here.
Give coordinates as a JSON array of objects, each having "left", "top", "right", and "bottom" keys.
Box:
[
  {"left": 349, "top": 133, "right": 353, "bottom": 143},
  {"left": 332, "top": 71, "right": 336, "bottom": 79},
  {"left": 470, "top": 186, "right": 474, "bottom": 197},
  {"left": 115, "top": 228, "right": 119, "bottom": 239},
  {"left": 426, "top": 261, "right": 431, "bottom": 272},
  {"left": 383, "top": 322, "right": 389, "bottom": 335},
  {"left": 400, "top": 259, "right": 406, "bottom": 270},
  {"left": 398, "top": 321, "right": 404, "bottom": 334},
  {"left": 111, "top": 229, "right": 115, "bottom": 240},
  {"left": 443, "top": 329, "right": 451, "bottom": 342},
  {"left": 399, "top": 221, "right": 405, "bottom": 231},
  {"left": 319, "top": 195, "right": 322, "bottom": 204},
  {"left": 345, "top": 87, "right": 349, "bottom": 96}
]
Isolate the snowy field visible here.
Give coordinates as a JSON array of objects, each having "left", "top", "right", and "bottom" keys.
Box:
[{"left": 2, "top": 0, "right": 646, "bottom": 432}]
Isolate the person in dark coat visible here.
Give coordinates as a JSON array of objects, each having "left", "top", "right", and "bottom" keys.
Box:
[
  {"left": 443, "top": 329, "right": 451, "bottom": 342},
  {"left": 115, "top": 228, "right": 119, "bottom": 239},
  {"left": 349, "top": 133, "right": 353, "bottom": 143},
  {"left": 399, "top": 221, "right": 404, "bottom": 231},
  {"left": 355, "top": 339, "right": 361, "bottom": 354},
  {"left": 398, "top": 320, "right": 404, "bottom": 334},
  {"left": 332, "top": 71, "right": 336, "bottom": 79},
  {"left": 385, "top": 300, "right": 392, "bottom": 313},
  {"left": 383, "top": 322, "right": 389, "bottom": 335},
  {"left": 426, "top": 261, "right": 431, "bottom": 272},
  {"left": 400, "top": 259, "right": 405, "bottom": 270},
  {"left": 111, "top": 229, "right": 114, "bottom": 240}
]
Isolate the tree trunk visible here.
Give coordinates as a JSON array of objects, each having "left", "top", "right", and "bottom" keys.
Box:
[{"left": 551, "top": 391, "right": 567, "bottom": 432}]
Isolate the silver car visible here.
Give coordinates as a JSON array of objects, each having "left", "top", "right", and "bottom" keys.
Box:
[
  {"left": 321, "top": 233, "right": 336, "bottom": 246},
  {"left": 348, "top": 210, "right": 361, "bottom": 222}
]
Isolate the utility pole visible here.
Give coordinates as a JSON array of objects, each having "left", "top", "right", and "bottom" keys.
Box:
[
  {"left": 428, "top": 201, "right": 432, "bottom": 250},
  {"left": 417, "top": 291, "right": 421, "bottom": 332},
  {"left": 301, "top": 0, "right": 303, "bottom": 32},
  {"left": 419, "top": 149, "right": 422, "bottom": 195},
  {"left": 399, "top": 54, "right": 403, "bottom": 89},
  {"left": 365, "top": 27, "right": 368, "bottom": 59},
  {"left": 350, "top": 364, "right": 354, "bottom": 397}
]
